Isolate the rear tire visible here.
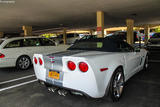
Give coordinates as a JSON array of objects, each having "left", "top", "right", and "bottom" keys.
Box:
[
  {"left": 108, "top": 67, "right": 125, "bottom": 102},
  {"left": 16, "top": 55, "right": 31, "bottom": 70}
]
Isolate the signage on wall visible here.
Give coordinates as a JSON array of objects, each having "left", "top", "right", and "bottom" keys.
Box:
[{"left": 97, "top": 27, "right": 102, "bottom": 35}]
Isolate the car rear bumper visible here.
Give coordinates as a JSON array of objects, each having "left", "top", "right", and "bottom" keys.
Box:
[
  {"left": 0, "top": 58, "right": 16, "bottom": 68},
  {"left": 35, "top": 68, "right": 107, "bottom": 98}
]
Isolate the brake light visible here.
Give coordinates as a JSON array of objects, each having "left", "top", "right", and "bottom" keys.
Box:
[
  {"left": 79, "top": 62, "right": 88, "bottom": 72},
  {"left": 34, "top": 57, "right": 38, "bottom": 64},
  {"left": 0, "top": 53, "right": 5, "bottom": 58},
  {"left": 39, "top": 58, "right": 43, "bottom": 65},
  {"left": 67, "top": 61, "right": 76, "bottom": 71}
]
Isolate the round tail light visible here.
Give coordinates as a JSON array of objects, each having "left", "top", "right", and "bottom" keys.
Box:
[
  {"left": 67, "top": 61, "right": 76, "bottom": 71},
  {"left": 39, "top": 58, "right": 43, "bottom": 65},
  {"left": 34, "top": 57, "right": 38, "bottom": 64},
  {"left": 79, "top": 62, "right": 88, "bottom": 72},
  {"left": 0, "top": 53, "right": 5, "bottom": 58}
]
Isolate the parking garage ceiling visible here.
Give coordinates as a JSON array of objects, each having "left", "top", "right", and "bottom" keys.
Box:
[{"left": 0, "top": 0, "right": 160, "bottom": 33}]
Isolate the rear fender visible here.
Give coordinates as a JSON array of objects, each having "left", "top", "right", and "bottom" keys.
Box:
[
  {"left": 86, "top": 54, "right": 125, "bottom": 97},
  {"left": 33, "top": 54, "right": 47, "bottom": 82}
]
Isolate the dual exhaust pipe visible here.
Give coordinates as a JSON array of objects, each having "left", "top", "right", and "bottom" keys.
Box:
[
  {"left": 48, "top": 87, "right": 68, "bottom": 96},
  {"left": 39, "top": 81, "right": 83, "bottom": 97}
]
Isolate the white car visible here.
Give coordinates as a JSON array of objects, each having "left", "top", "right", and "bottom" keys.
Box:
[
  {"left": 33, "top": 37, "right": 148, "bottom": 101},
  {"left": 0, "top": 36, "right": 69, "bottom": 70},
  {"left": 57, "top": 33, "right": 80, "bottom": 44}
]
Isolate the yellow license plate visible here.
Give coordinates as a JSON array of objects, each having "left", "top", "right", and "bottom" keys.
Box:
[{"left": 48, "top": 71, "right": 60, "bottom": 80}]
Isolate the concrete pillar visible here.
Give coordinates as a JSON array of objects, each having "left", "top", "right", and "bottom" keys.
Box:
[
  {"left": 63, "top": 28, "right": 67, "bottom": 45},
  {"left": 0, "top": 32, "right": 4, "bottom": 38},
  {"left": 126, "top": 19, "right": 134, "bottom": 45},
  {"left": 22, "top": 26, "right": 32, "bottom": 36},
  {"left": 144, "top": 25, "right": 150, "bottom": 44},
  {"left": 89, "top": 29, "right": 94, "bottom": 35},
  {"left": 97, "top": 11, "right": 104, "bottom": 38}
]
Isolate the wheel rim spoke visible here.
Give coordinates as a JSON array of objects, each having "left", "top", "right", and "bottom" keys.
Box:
[
  {"left": 18, "top": 57, "right": 30, "bottom": 69},
  {"left": 113, "top": 72, "right": 124, "bottom": 98}
]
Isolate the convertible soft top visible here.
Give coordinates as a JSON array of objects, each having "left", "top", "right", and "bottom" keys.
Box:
[{"left": 68, "top": 37, "right": 123, "bottom": 52}]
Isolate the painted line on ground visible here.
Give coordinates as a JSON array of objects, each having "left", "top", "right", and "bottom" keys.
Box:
[
  {"left": 0, "top": 74, "right": 35, "bottom": 85},
  {"left": 0, "top": 79, "right": 38, "bottom": 92}
]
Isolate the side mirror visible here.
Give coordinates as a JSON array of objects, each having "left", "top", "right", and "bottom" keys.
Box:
[{"left": 135, "top": 48, "right": 140, "bottom": 52}]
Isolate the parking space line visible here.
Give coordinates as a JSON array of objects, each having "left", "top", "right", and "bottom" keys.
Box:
[
  {"left": 0, "top": 79, "right": 38, "bottom": 92},
  {"left": 0, "top": 74, "right": 35, "bottom": 85}
]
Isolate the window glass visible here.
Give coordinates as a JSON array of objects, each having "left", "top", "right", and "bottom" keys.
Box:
[
  {"left": 40, "top": 38, "right": 55, "bottom": 46},
  {"left": 23, "top": 38, "right": 41, "bottom": 47},
  {"left": 67, "top": 34, "right": 75, "bottom": 38},
  {"left": 5, "top": 40, "right": 22, "bottom": 48},
  {"left": 118, "top": 41, "right": 134, "bottom": 52}
]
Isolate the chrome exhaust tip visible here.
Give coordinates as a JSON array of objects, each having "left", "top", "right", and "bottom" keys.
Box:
[
  {"left": 48, "top": 87, "right": 58, "bottom": 93},
  {"left": 58, "top": 89, "right": 68, "bottom": 96},
  {"left": 48, "top": 87, "right": 52, "bottom": 91}
]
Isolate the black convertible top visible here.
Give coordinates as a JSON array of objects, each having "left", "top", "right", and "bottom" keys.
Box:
[{"left": 68, "top": 37, "right": 124, "bottom": 52}]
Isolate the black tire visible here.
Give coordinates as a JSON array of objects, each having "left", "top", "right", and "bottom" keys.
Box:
[
  {"left": 108, "top": 67, "right": 125, "bottom": 102},
  {"left": 16, "top": 55, "right": 31, "bottom": 70},
  {"left": 143, "top": 55, "right": 149, "bottom": 71}
]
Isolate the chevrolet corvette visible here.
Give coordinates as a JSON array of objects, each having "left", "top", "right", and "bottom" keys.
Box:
[{"left": 33, "top": 37, "right": 148, "bottom": 101}]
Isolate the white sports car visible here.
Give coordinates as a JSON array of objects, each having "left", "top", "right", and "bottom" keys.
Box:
[{"left": 33, "top": 37, "right": 148, "bottom": 101}]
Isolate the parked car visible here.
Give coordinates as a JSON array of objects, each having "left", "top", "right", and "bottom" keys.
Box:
[
  {"left": 148, "top": 32, "right": 160, "bottom": 44},
  {"left": 0, "top": 36, "right": 69, "bottom": 70},
  {"left": 57, "top": 33, "right": 80, "bottom": 44},
  {"left": 33, "top": 37, "right": 148, "bottom": 101},
  {"left": 107, "top": 31, "right": 139, "bottom": 42},
  {"left": 146, "top": 32, "right": 160, "bottom": 62}
]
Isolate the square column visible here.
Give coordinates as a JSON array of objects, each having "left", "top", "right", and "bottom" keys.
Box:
[
  {"left": 97, "top": 11, "right": 104, "bottom": 38},
  {"left": 144, "top": 25, "right": 150, "bottom": 44},
  {"left": 22, "top": 26, "right": 32, "bottom": 36},
  {"left": 63, "top": 28, "right": 67, "bottom": 45},
  {"left": 126, "top": 19, "right": 134, "bottom": 45},
  {"left": 0, "top": 32, "right": 4, "bottom": 38}
]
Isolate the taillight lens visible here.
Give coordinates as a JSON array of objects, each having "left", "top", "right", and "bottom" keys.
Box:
[
  {"left": 34, "top": 57, "right": 37, "bottom": 64},
  {"left": 79, "top": 62, "right": 88, "bottom": 72},
  {"left": 67, "top": 61, "right": 76, "bottom": 71},
  {"left": 0, "top": 53, "right": 5, "bottom": 58},
  {"left": 39, "top": 58, "right": 43, "bottom": 65}
]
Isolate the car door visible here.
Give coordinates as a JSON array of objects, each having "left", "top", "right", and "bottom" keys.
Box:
[{"left": 119, "top": 41, "right": 141, "bottom": 77}]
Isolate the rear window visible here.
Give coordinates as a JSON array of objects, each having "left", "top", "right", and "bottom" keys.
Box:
[{"left": 0, "top": 40, "right": 4, "bottom": 45}]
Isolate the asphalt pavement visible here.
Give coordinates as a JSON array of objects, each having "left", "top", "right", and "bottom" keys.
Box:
[{"left": 0, "top": 62, "right": 159, "bottom": 107}]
